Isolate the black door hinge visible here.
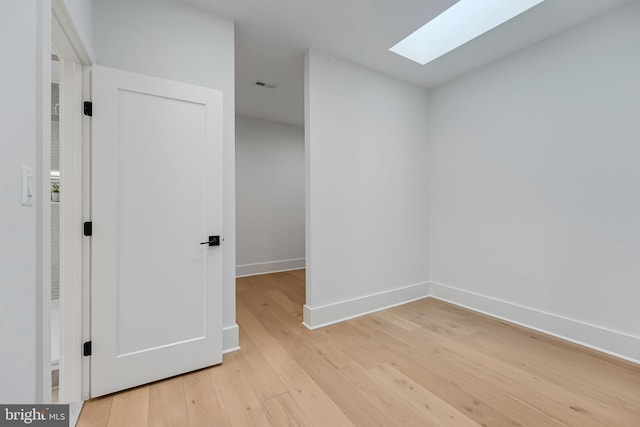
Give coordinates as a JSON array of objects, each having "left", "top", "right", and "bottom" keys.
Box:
[
  {"left": 83, "top": 341, "right": 92, "bottom": 357},
  {"left": 83, "top": 101, "right": 92, "bottom": 117},
  {"left": 83, "top": 221, "right": 92, "bottom": 236}
]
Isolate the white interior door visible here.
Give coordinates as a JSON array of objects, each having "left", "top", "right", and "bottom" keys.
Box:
[{"left": 91, "top": 65, "right": 223, "bottom": 397}]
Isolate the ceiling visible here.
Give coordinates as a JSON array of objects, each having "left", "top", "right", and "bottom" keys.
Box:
[{"left": 183, "top": 0, "right": 631, "bottom": 126}]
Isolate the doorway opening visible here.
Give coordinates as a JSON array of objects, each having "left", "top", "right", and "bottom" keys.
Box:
[{"left": 234, "top": 105, "right": 307, "bottom": 342}]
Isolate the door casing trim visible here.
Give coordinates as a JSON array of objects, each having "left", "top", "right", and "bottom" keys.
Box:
[{"left": 52, "top": 0, "right": 93, "bottom": 402}]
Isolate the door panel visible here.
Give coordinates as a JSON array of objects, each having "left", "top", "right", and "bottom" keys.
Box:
[{"left": 91, "top": 66, "right": 223, "bottom": 397}]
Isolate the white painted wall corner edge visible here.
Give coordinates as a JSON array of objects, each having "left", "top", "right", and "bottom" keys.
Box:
[
  {"left": 300, "top": 280, "right": 640, "bottom": 364},
  {"left": 222, "top": 324, "right": 240, "bottom": 354},
  {"left": 236, "top": 258, "right": 305, "bottom": 278}
]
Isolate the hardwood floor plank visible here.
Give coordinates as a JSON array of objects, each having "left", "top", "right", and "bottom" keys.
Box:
[
  {"left": 237, "top": 299, "right": 302, "bottom": 376},
  {"left": 415, "top": 320, "right": 636, "bottom": 426},
  {"left": 321, "top": 322, "right": 401, "bottom": 370},
  {"left": 307, "top": 336, "right": 440, "bottom": 427},
  {"left": 106, "top": 386, "right": 149, "bottom": 427},
  {"left": 77, "top": 396, "right": 113, "bottom": 427},
  {"left": 291, "top": 341, "right": 413, "bottom": 426},
  {"left": 410, "top": 325, "right": 619, "bottom": 426},
  {"left": 401, "top": 299, "right": 640, "bottom": 400},
  {"left": 182, "top": 368, "right": 231, "bottom": 427},
  {"left": 77, "top": 270, "right": 640, "bottom": 427},
  {"left": 262, "top": 392, "right": 314, "bottom": 427},
  {"left": 266, "top": 288, "right": 303, "bottom": 320},
  {"left": 240, "top": 285, "right": 305, "bottom": 341},
  {"left": 148, "top": 376, "right": 189, "bottom": 427},
  {"left": 350, "top": 315, "right": 566, "bottom": 426},
  {"left": 278, "top": 368, "right": 354, "bottom": 427},
  {"left": 210, "top": 352, "right": 271, "bottom": 426},
  {"left": 236, "top": 333, "right": 288, "bottom": 401},
  {"left": 368, "top": 363, "right": 478, "bottom": 427},
  {"left": 284, "top": 269, "right": 306, "bottom": 281},
  {"left": 428, "top": 300, "right": 640, "bottom": 414},
  {"left": 390, "top": 299, "right": 640, "bottom": 421},
  {"left": 387, "top": 354, "right": 534, "bottom": 427},
  {"left": 374, "top": 309, "right": 422, "bottom": 331},
  {"left": 266, "top": 271, "right": 306, "bottom": 303}
]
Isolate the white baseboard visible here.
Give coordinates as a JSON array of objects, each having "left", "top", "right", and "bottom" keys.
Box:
[
  {"left": 222, "top": 324, "right": 240, "bottom": 354},
  {"left": 69, "top": 401, "right": 83, "bottom": 427},
  {"left": 429, "top": 281, "right": 640, "bottom": 364},
  {"left": 229, "top": 271, "right": 639, "bottom": 363},
  {"left": 236, "top": 258, "right": 305, "bottom": 278},
  {"left": 303, "top": 282, "right": 430, "bottom": 330}
]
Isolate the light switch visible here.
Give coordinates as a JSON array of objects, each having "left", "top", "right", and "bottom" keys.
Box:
[{"left": 21, "top": 165, "right": 34, "bottom": 206}]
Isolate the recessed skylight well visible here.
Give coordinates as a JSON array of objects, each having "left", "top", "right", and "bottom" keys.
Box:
[{"left": 390, "top": 0, "right": 545, "bottom": 65}]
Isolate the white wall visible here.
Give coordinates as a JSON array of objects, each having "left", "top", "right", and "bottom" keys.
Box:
[
  {"left": 0, "top": 0, "right": 51, "bottom": 403},
  {"left": 304, "top": 50, "right": 430, "bottom": 327},
  {"left": 93, "top": 0, "right": 238, "bottom": 339},
  {"left": 62, "top": 0, "right": 94, "bottom": 60},
  {"left": 428, "top": 2, "right": 640, "bottom": 356},
  {"left": 236, "top": 116, "right": 305, "bottom": 276}
]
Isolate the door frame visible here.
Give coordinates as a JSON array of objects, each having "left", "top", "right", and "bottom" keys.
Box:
[{"left": 51, "top": 0, "right": 92, "bottom": 402}]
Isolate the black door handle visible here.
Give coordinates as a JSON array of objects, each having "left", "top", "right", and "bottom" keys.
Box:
[{"left": 200, "top": 236, "right": 220, "bottom": 246}]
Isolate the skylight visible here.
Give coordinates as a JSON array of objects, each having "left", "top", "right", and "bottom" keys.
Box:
[{"left": 389, "top": 0, "right": 545, "bottom": 65}]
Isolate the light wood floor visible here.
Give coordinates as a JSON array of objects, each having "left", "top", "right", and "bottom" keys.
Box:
[{"left": 78, "top": 269, "right": 640, "bottom": 426}]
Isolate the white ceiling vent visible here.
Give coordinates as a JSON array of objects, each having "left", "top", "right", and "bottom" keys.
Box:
[{"left": 255, "top": 81, "right": 278, "bottom": 89}]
